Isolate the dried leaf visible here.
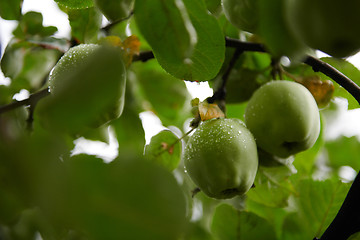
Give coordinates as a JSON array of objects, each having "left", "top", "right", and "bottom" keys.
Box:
[
  {"left": 299, "top": 76, "right": 334, "bottom": 107},
  {"left": 198, "top": 101, "right": 225, "bottom": 121}
]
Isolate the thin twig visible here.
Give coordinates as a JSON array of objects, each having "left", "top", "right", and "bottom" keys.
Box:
[
  {"left": 304, "top": 56, "right": 360, "bottom": 105},
  {"left": 0, "top": 88, "right": 50, "bottom": 115},
  {"left": 133, "top": 50, "right": 154, "bottom": 62},
  {"left": 207, "top": 47, "right": 243, "bottom": 109},
  {"left": 101, "top": 11, "right": 134, "bottom": 33}
]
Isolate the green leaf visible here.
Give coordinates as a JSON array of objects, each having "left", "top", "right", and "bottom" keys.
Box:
[
  {"left": 111, "top": 106, "right": 146, "bottom": 158},
  {"left": 131, "top": 61, "right": 192, "bottom": 127},
  {"left": 40, "top": 154, "right": 188, "bottom": 240},
  {"left": 54, "top": 0, "right": 94, "bottom": 9},
  {"left": 1, "top": 38, "right": 66, "bottom": 92},
  {"left": 183, "top": 222, "right": 217, "bottom": 240},
  {"left": 67, "top": 7, "right": 102, "bottom": 44},
  {"left": 246, "top": 165, "right": 295, "bottom": 208},
  {"left": 134, "top": 0, "right": 225, "bottom": 81},
  {"left": 205, "top": 0, "right": 221, "bottom": 15},
  {"left": 211, "top": 204, "right": 277, "bottom": 240},
  {"left": 325, "top": 136, "right": 360, "bottom": 172},
  {"left": 292, "top": 178, "right": 350, "bottom": 239},
  {"left": 134, "top": 0, "right": 196, "bottom": 74},
  {"left": 35, "top": 45, "right": 126, "bottom": 135},
  {"left": 0, "top": 0, "right": 22, "bottom": 20},
  {"left": 320, "top": 57, "right": 360, "bottom": 109},
  {"left": 144, "top": 129, "right": 181, "bottom": 171},
  {"left": 13, "top": 11, "right": 57, "bottom": 39},
  {"left": 181, "top": 0, "right": 225, "bottom": 81}
]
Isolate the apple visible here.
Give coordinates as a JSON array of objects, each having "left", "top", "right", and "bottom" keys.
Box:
[
  {"left": 222, "top": 0, "right": 259, "bottom": 33},
  {"left": 94, "top": 0, "right": 133, "bottom": 22},
  {"left": 285, "top": 0, "right": 360, "bottom": 58},
  {"left": 183, "top": 118, "right": 258, "bottom": 199},
  {"left": 37, "top": 44, "right": 126, "bottom": 134},
  {"left": 245, "top": 80, "right": 320, "bottom": 158}
]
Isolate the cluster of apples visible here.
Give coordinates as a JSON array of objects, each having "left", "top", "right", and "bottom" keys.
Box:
[{"left": 183, "top": 81, "right": 320, "bottom": 199}]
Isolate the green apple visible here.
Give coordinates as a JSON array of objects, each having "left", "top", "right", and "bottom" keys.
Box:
[
  {"left": 245, "top": 80, "right": 320, "bottom": 158},
  {"left": 94, "top": 0, "right": 134, "bottom": 22},
  {"left": 285, "top": 0, "right": 360, "bottom": 58},
  {"left": 222, "top": 0, "right": 259, "bottom": 33},
  {"left": 183, "top": 118, "right": 258, "bottom": 199},
  {"left": 37, "top": 44, "right": 126, "bottom": 134}
]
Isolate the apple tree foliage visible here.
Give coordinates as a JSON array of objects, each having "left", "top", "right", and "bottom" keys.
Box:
[{"left": 1, "top": 0, "right": 360, "bottom": 239}]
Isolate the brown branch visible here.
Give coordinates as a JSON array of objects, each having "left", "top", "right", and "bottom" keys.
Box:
[
  {"left": 133, "top": 50, "right": 154, "bottom": 62},
  {"left": 101, "top": 11, "right": 134, "bottom": 33},
  {"left": 0, "top": 88, "right": 50, "bottom": 115},
  {"left": 304, "top": 56, "right": 360, "bottom": 105}
]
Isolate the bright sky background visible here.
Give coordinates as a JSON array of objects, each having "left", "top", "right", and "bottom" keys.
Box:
[{"left": 1, "top": 0, "right": 360, "bottom": 170}]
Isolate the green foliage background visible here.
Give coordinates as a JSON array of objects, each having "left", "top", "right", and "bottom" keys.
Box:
[{"left": 1, "top": 0, "right": 360, "bottom": 239}]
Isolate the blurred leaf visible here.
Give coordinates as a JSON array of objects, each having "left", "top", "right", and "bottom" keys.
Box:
[
  {"left": 205, "top": 0, "right": 221, "bottom": 15},
  {"left": 224, "top": 68, "right": 264, "bottom": 103},
  {"left": 131, "top": 61, "right": 192, "bottom": 127},
  {"left": 247, "top": 165, "right": 295, "bottom": 208},
  {"left": 35, "top": 45, "right": 126, "bottom": 135},
  {"left": 40, "top": 154, "right": 188, "bottom": 240},
  {"left": 320, "top": 57, "right": 360, "bottom": 109},
  {"left": 134, "top": 0, "right": 225, "bottom": 81},
  {"left": 145, "top": 129, "right": 181, "bottom": 171},
  {"left": 257, "top": 0, "right": 308, "bottom": 60},
  {"left": 183, "top": 222, "right": 217, "bottom": 240},
  {"left": 80, "top": 125, "right": 110, "bottom": 143},
  {"left": 1, "top": 39, "right": 65, "bottom": 92},
  {"left": 111, "top": 107, "right": 145, "bottom": 158},
  {"left": 13, "top": 11, "right": 57, "bottom": 39},
  {"left": 245, "top": 200, "right": 288, "bottom": 239},
  {"left": 54, "top": 0, "right": 93, "bottom": 9},
  {"left": 211, "top": 204, "right": 277, "bottom": 240},
  {"left": 348, "top": 232, "right": 360, "bottom": 240},
  {"left": 94, "top": 0, "right": 133, "bottom": 22},
  {"left": 0, "top": 0, "right": 22, "bottom": 20},
  {"left": 291, "top": 178, "right": 350, "bottom": 239},
  {"left": 325, "top": 136, "right": 360, "bottom": 172},
  {"left": 225, "top": 102, "right": 246, "bottom": 120},
  {"left": 67, "top": 7, "right": 102, "bottom": 44}
]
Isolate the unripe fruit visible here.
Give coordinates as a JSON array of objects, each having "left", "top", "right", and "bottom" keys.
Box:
[
  {"left": 94, "top": 0, "right": 133, "bottom": 22},
  {"left": 285, "top": 0, "right": 360, "bottom": 58},
  {"left": 37, "top": 44, "right": 126, "bottom": 134},
  {"left": 183, "top": 118, "right": 258, "bottom": 199},
  {"left": 245, "top": 81, "right": 320, "bottom": 158},
  {"left": 222, "top": 0, "right": 259, "bottom": 33}
]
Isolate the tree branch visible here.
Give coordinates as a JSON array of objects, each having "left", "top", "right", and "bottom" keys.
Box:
[
  {"left": 207, "top": 47, "right": 243, "bottom": 105},
  {"left": 133, "top": 50, "right": 154, "bottom": 62},
  {"left": 304, "top": 56, "right": 360, "bottom": 105},
  {"left": 0, "top": 88, "right": 50, "bottom": 115}
]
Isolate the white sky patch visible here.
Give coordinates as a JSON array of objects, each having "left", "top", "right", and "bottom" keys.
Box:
[
  {"left": 71, "top": 127, "right": 119, "bottom": 163},
  {"left": 185, "top": 81, "right": 213, "bottom": 101}
]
